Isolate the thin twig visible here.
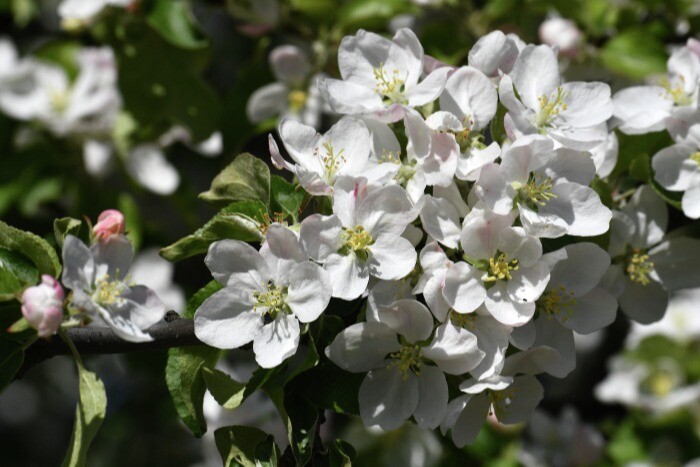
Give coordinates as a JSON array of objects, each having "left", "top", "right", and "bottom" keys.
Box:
[{"left": 16, "top": 311, "right": 202, "bottom": 378}]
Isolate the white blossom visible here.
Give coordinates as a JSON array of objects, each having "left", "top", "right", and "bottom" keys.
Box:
[
  {"left": 61, "top": 234, "right": 166, "bottom": 342},
  {"left": 319, "top": 28, "right": 450, "bottom": 122},
  {"left": 499, "top": 45, "right": 612, "bottom": 150},
  {"left": 194, "top": 224, "right": 332, "bottom": 368}
]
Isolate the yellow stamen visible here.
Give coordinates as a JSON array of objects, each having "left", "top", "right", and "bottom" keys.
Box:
[
  {"left": 690, "top": 152, "right": 700, "bottom": 165},
  {"left": 288, "top": 90, "right": 307, "bottom": 112},
  {"left": 315, "top": 141, "right": 346, "bottom": 182},
  {"left": 92, "top": 274, "right": 127, "bottom": 306},
  {"left": 660, "top": 76, "right": 692, "bottom": 106},
  {"left": 518, "top": 172, "right": 557, "bottom": 209},
  {"left": 626, "top": 249, "right": 655, "bottom": 286},
  {"left": 484, "top": 252, "right": 519, "bottom": 282},
  {"left": 389, "top": 344, "right": 422, "bottom": 380},
  {"left": 538, "top": 286, "right": 576, "bottom": 320},
  {"left": 373, "top": 64, "right": 407, "bottom": 104},
  {"left": 252, "top": 282, "right": 288, "bottom": 317},
  {"left": 537, "top": 86, "right": 568, "bottom": 128}
]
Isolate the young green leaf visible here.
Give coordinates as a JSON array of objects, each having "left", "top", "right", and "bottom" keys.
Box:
[
  {"left": 53, "top": 217, "right": 82, "bottom": 249},
  {"left": 61, "top": 361, "right": 107, "bottom": 467},
  {"left": 160, "top": 200, "right": 265, "bottom": 262},
  {"left": 165, "top": 345, "right": 220, "bottom": 437},
  {"left": 0, "top": 338, "right": 25, "bottom": 394},
  {"left": 214, "top": 425, "right": 274, "bottom": 467},
  {"left": 185, "top": 280, "right": 224, "bottom": 319},
  {"left": 270, "top": 175, "right": 306, "bottom": 223},
  {"left": 199, "top": 153, "right": 271, "bottom": 206},
  {"left": 202, "top": 367, "right": 246, "bottom": 410},
  {"left": 0, "top": 220, "right": 61, "bottom": 278}
]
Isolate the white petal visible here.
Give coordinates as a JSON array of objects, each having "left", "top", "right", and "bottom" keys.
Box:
[
  {"left": 443, "top": 262, "right": 487, "bottom": 313},
  {"left": 205, "top": 240, "right": 269, "bottom": 289},
  {"left": 450, "top": 393, "right": 490, "bottom": 447},
  {"left": 682, "top": 176, "right": 700, "bottom": 219},
  {"left": 286, "top": 262, "right": 331, "bottom": 323},
  {"left": 357, "top": 185, "right": 414, "bottom": 238},
  {"left": 506, "top": 262, "right": 550, "bottom": 304},
  {"left": 510, "top": 45, "right": 559, "bottom": 110},
  {"left": 367, "top": 236, "right": 417, "bottom": 281},
  {"left": 91, "top": 235, "right": 134, "bottom": 282},
  {"left": 484, "top": 283, "right": 536, "bottom": 326},
  {"left": 440, "top": 66, "right": 497, "bottom": 130},
  {"left": 359, "top": 367, "right": 419, "bottom": 430},
  {"left": 269, "top": 45, "right": 310, "bottom": 83},
  {"left": 652, "top": 144, "right": 697, "bottom": 191},
  {"left": 325, "top": 322, "right": 400, "bottom": 372},
  {"left": 322, "top": 117, "right": 371, "bottom": 177},
  {"left": 299, "top": 214, "right": 343, "bottom": 261},
  {"left": 318, "top": 78, "right": 384, "bottom": 115},
  {"left": 419, "top": 195, "right": 462, "bottom": 249},
  {"left": 475, "top": 163, "right": 513, "bottom": 215},
  {"left": 194, "top": 288, "right": 263, "bottom": 349},
  {"left": 545, "top": 242, "right": 611, "bottom": 296},
  {"left": 559, "top": 81, "right": 613, "bottom": 127},
  {"left": 377, "top": 299, "right": 434, "bottom": 343},
  {"left": 492, "top": 375, "right": 544, "bottom": 425},
  {"left": 126, "top": 145, "right": 180, "bottom": 195},
  {"left": 246, "top": 82, "right": 287, "bottom": 123},
  {"left": 413, "top": 366, "right": 448, "bottom": 429},
  {"left": 324, "top": 252, "right": 369, "bottom": 300},
  {"left": 279, "top": 118, "right": 322, "bottom": 173},
  {"left": 618, "top": 277, "right": 670, "bottom": 324},
  {"left": 253, "top": 313, "right": 300, "bottom": 368},
  {"left": 560, "top": 287, "right": 617, "bottom": 334},
  {"left": 612, "top": 86, "right": 672, "bottom": 134},
  {"left": 650, "top": 237, "right": 700, "bottom": 291},
  {"left": 406, "top": 67, "right": 450, "bottom": 107},
  {"left": 423, "top": 321, "right": 484, "bottom": 375},
  {"left": 61, "top": 235, "right": 95, "bottom": 291}
]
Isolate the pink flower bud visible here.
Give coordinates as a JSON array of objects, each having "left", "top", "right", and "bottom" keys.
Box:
[
  {"left": 539, "top": 18, "right": 582, "bottom": 58},
  {"left": 93, "top": 209, "right": 125, "bottom": 240},
  {"left": 21, "top": 275, "right": 64, "bottom": 338}
]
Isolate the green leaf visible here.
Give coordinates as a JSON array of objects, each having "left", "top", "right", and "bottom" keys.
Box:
[
  {"left": 327, "top": 439, "right": 356, "bottom": 467},
  {"left": 0, "top": 338, "right": 25, "bottom": 394},
  {"left": 160, "top": 200, "right": 265, "bottom": 262},
  {"left": 607, "top": 420, "right": 646, "bottom": 464},
  {"left": 290, "top": 363, "right": 363, "bottom": 415},
  {"left": 54, "top": 218, "right": 82, "bottom": 249},
  {"left": 270, "top": 175, "right": 306, "bottom": 222},
  {"left": 254, "top": 435, "right": 280, "bottom": 467},
  {"left": 289, "top": 0, "right": 337, "bottom": 21},
  {"left": 0, "top": 220, "right": 61, "bottom": 278},
  {"left": 184, "top": 280, "right": 223, "bottom": 319},
  {"left": 147, "top": 0, "right": 207, "bottom": 50},
  {"left": 165, "top": 345, "right": 220, "bottom": 437},
  {"left": 200, "top": 153, "right": 271, "bottom": 206},
  {"left": 600, "top": 29, "right": 668, "bottom": 79},
  {"left": 61, "top": 361, "right": 107, "bottom": 467},
  {"left": 34, "top": 40, "right": 81, "bottom": 80},
  {"left": 214, "top": 425, "right": 273, "bottom": 467},
  {"left": 339, "top": 0, "right": 410, "bottom": 30},
  {"left": 283, "top": 392, "right": 319, "bottom": 465},
  {"left": 202, "top": 367, "right": 246, "bottom": 410},
  {"left": 0, "top": 248, "right": 38, "bottom": 300}
]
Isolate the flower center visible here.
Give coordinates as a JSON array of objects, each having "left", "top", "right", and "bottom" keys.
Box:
[
  {"left": 484, "top": 252, "right": 519, "bottom": 282},
  {"left": 537, "top": 86, "right": 568, "bottom": 128},
  {"left": 389, "top": 344, "right": 422, "bottom": 379},
  {"left": 395, "top": 162, "right": 416, "bottom": 185},
  {"left": 691, "top": 152, "right": 700, "bottom": 166},
  {"left": 538, "top": 286, "right": 576, "bottom": 320},
  {"left": 253, "top": 282, "right": 289, "bottom": 318},
  {"left": 378, "top": 148, "right": 401, "bottom": 164},
  {"left": 373, "top": 64, "right": 407, "bottom": 104},
  {"left": 517, "top": 172, "right": 557, "bottom": 210},
  {"left": 50, "top": 89, "right": 70, "bottom": 113},
  {"left": 92, "top": 275, "right": 127, "bottom": 306},
  {"left": 660, "top": 76, "right": 692, "bottom": 106},
  {"left": 626, "top": 249, "right": 655, "bottom": 286},
  {"left": 450, "top": 311, "right": 477, "bottom": 331},
  {"left": 314, "top": 142, "right": 346, "bottom": 183},
  {"left": 287, "top": 90, "right": 308, "bottom": 112},
  {"left": 641, "top": 369, "right": 678, "bottom": 397},
  {"left": 341, "top": 225, "right": 374, "bottom": 261}
]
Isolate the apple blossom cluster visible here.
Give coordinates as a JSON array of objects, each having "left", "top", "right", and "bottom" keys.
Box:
[
  {"left": 0, "top": 37, "right": 221, "bottom": 196},
  {"left": 19, "top": 209, "right": 169, "bottom": 343},
  {"left": 613, "top": 38, "right": 700, "bottom": 219},
  {"left": 193, "top": 28, "right": 700, "bottom": 445}
]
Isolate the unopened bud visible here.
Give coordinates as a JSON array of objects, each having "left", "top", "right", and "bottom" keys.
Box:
[
  {"left": 93, "top": 209, "right": 125, "bottom": 240},
  {"left": 21, "top": 275, "right": 64, "bottom": 338}
]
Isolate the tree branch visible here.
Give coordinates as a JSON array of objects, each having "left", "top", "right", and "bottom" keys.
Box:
[{"left": 17, "top": 311, "right": 202, "bottom": 378}]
